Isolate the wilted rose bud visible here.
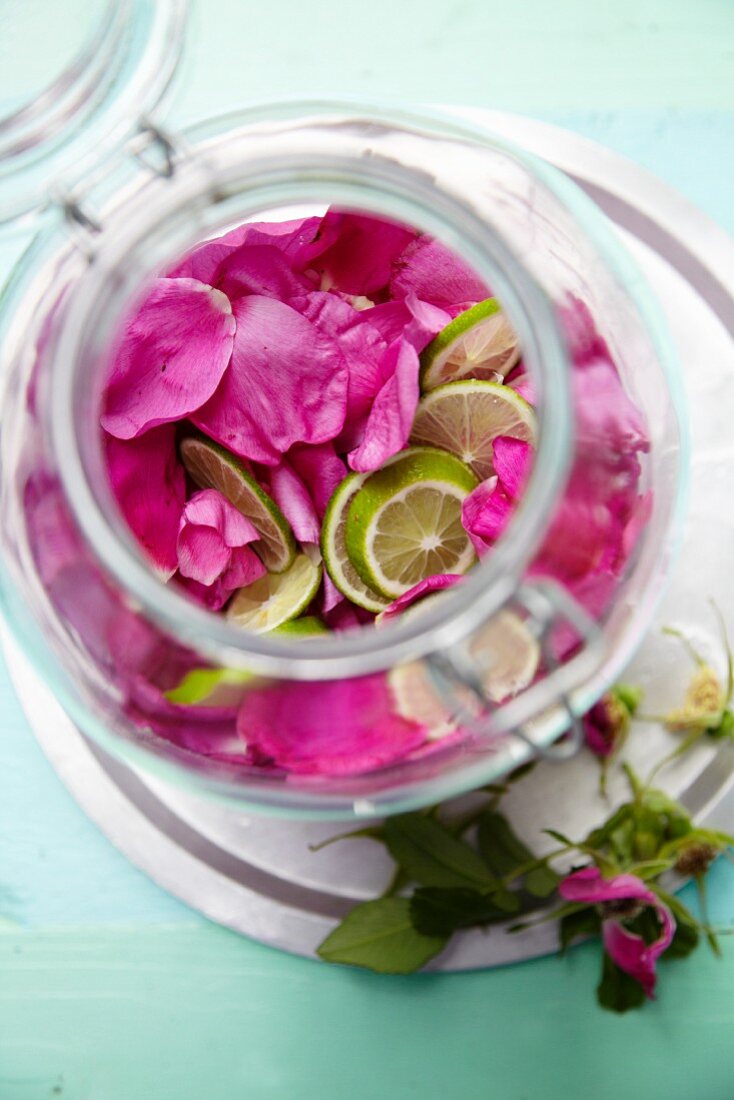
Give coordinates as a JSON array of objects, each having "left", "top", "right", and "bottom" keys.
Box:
[
  {"left": 674, "top": 842, "right": 718, "bottom": 877},
  {"left": 584, "top": 685, "right": 641, "bottom": 759}
]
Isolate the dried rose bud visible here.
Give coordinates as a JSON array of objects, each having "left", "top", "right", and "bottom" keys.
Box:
[
  {"left": 584, "top": 686, "right": 640, "bottom": 758},
  {"left": 665, "top": 666, "right": 725, "bottom": 733},
  {"left": 674, "top": 842, "right": 718, "bottom": 877}
]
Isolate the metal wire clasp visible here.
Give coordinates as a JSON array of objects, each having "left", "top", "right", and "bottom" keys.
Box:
[
  {"left": 51, "top": 120, "right": 189, "bottom": 257},
  {"left": 130, "top": 120, "right": 188, "bottom": 180}
]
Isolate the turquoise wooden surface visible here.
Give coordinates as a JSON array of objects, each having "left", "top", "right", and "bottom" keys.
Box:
[{"left": 2, "top": 2, "right": 734, "bottom": 1096}]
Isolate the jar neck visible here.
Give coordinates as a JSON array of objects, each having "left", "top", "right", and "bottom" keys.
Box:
[{"left": 49, "top": 103, "right": 573, "bottom": 679}]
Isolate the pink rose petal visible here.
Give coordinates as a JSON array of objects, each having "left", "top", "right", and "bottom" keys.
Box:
[
  {"left": 603, "top": 918, "right": 673, "bottom": 999},
  {"left": 348, "top": 336, "right": 421, "bottom": 472},
  {"left": 493, "top": 436, "right": 532, "bottom": 499},
  {"left": 237, "top": 674, "right": 426, "bottom": 775},
  {"left": 176, "top": 489, "right": 265, "bottom": 596},
  {"left": 322, "top": 571, "right": 345, "bottom": 615},
  {"left": 268, "top": 459, "right": 321, "bottom": 545},
  {"left": 390, "top": 236, "right": 489, "bottom": 308},
  {"left": 102, "top": 279, "right": 236, "bottom": 439},
  {"left": 213, "top": 244, "right": 313, "bottom": 302},
  {"left": 296, "top": 210, "right": 416, "bottom": 296},
  {"left": 288, "top": 442, "right": 347, "bottom": 518},
  {"left": 462, "top": 476, "right": 511, "bottom": 546},
  {"left": 168, "top": 217, "right": 321, "bottom": 283},
  {"left": 193, "top": 295, "right": 348, "bottom": 465},
  {"left": 323, "top": 598, "right": 363, "bottom": 631},
  {"left": 294, "top": 291, "right": 388, "bottom": 445},
  {"left": 507, "top": 371, "right": 536, "bottom": 404},
  {"left": 106, "top": 426, "right": 186, "bottom": 578},
  {"left": 379, "top": 574, "right": 464, "bottom": 624},
  {"left": 403, "top": 293, "right": 453, "bottom": 353},
  {"left": 559, "top": 866, "right": 674, "bottom": 998},
  {"left": 559, "top": 295, "right": 611, "bottom": 366}
]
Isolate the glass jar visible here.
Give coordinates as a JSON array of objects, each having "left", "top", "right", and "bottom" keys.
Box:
[{"left": 0, "top": 32, "right": 687, "bottom": 817}]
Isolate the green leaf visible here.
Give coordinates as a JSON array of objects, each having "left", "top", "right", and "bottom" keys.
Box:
[
  {"left": 525, "top": 864, "right": 561, "bottom": 898},
  {"left": 316, "top": 898, "right": 447, "bottom": 973},
  {"left": 609, "top": 817, "right": 637, "bottom": 866},
  {"left": 383, "top": 814, "right": 496, "bottom": 889},
  {"left": 709, "top": 708, "right": 734, "bottom": 740},
  {"left": 507, "top": 761, "right": 537, "bottom": 784},
  {"left": 477, "top": 811, "right": 534, "bottom": 877},
  {"left": 626, "top": 907, "right": 663, "bottom": 946},
  {"left": 664, "top": 918, "right": 700, "bottom": 960},
  {"left": 586, "top": 804, "right": 633, "bottom": 849},
  {"left": 491, "top": 887, "right": 521, "bottom": 913},
  {"left": 628, "top": 859, "right": 673, "bottom": 881},
  {"left": 597, "top": 952, "right": 647, "bottom": 1013},
  {"left": 559, "top": 907, "right": 601, "bottom": 953},
  {"left": 632, "top": 806, "right": 665, "bottom": 860},
  {"left": 410, "top": 887, "right": 514, "bottom": 937},
  {"left": 642, "top": 787, "right": 692, "bottom": 823},
  {"left": 614, "top": 683, "right": 643, "bottom": 715},
  {"left": 543, "top": 828, "right": 575, "bottom": 848}
]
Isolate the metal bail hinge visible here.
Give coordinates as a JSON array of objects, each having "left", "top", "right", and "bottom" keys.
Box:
[
  {"left": 50, "top": 188, "right": 103, "bottom": 259},
  {"left": 130, "top": 120, "right": 188, "bottom": 180}
]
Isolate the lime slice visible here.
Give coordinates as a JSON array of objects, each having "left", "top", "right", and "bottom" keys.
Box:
[
  {"left": 470, "top": 610, "right": 541, "bottom": 702},
  {"left": 165, "top": 667, "right": 254, "bottom": 707},
  {"left": 180, "top": 436, "right": 296, "bottom": 573},
  {"left": 389, "top": 610, "right": 539, "bottom": 737},
  {"left": 321, "top": 473, "right": 389, "bottom": 613},
  {"left": 271, "top": 615, "right": 329, "bottom": 636},
  {"left": 227, "top": 552, "right": 321, "bottom": 633},
  {"left": 409, "top": 380, "right": 536, "bottom": 480},
  {"left": 389, "top": 661, "right": 461, "bottom": 740},
  {"left": 420, "top": 298, "right": 520, "bottom": 392},
  {"left": 345, "top": 447, "right": 478, "bottom": 600}
]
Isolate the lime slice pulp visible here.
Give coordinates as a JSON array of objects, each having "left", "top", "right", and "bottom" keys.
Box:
[
  {"left": 227, "top": 552, "right": 321, "bottom": 633},
  {"left": 345, "top": 446, "right": 478, "bottom": 600},
  {"left": 420, "top": 298, "right": 520, "bottom": 392},
  {"left": 410, "top": 380, "right": 536, "bottom": 480}
]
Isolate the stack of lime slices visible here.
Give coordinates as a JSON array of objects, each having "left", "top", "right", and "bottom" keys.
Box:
[{"left": 176, "top": 297, "right": 534, "bottom": 642}]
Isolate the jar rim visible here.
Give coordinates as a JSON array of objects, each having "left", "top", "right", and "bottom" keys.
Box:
[{"left": 49, "top": 103, "right": 574, "bottom": 680}]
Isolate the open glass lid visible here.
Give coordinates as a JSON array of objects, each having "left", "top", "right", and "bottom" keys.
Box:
[{"left": 0, "top": 0, "right": 187, "bottom": 226}]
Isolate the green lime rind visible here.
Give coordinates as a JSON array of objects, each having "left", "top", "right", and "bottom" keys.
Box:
[
  {"left": 180, "top": 435, "right": 296, "bottom": 573},
  {"left": 227, "top": 552, "right": 322, "bottom": 633},
  {"left": 344, "top": 446, "right": 478, "bottom": 600},
  {"left": 419, "top": 297, "right": 519, "bottom": 392},
  {"left": 321, "top": 473, "right": 389, "bottom": 613},
  {"left": 164, "top": 667, "right": 254, "bottom": 706},
  {"left": 271, "top": 615, "right": 329, "bottom": 636}
]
